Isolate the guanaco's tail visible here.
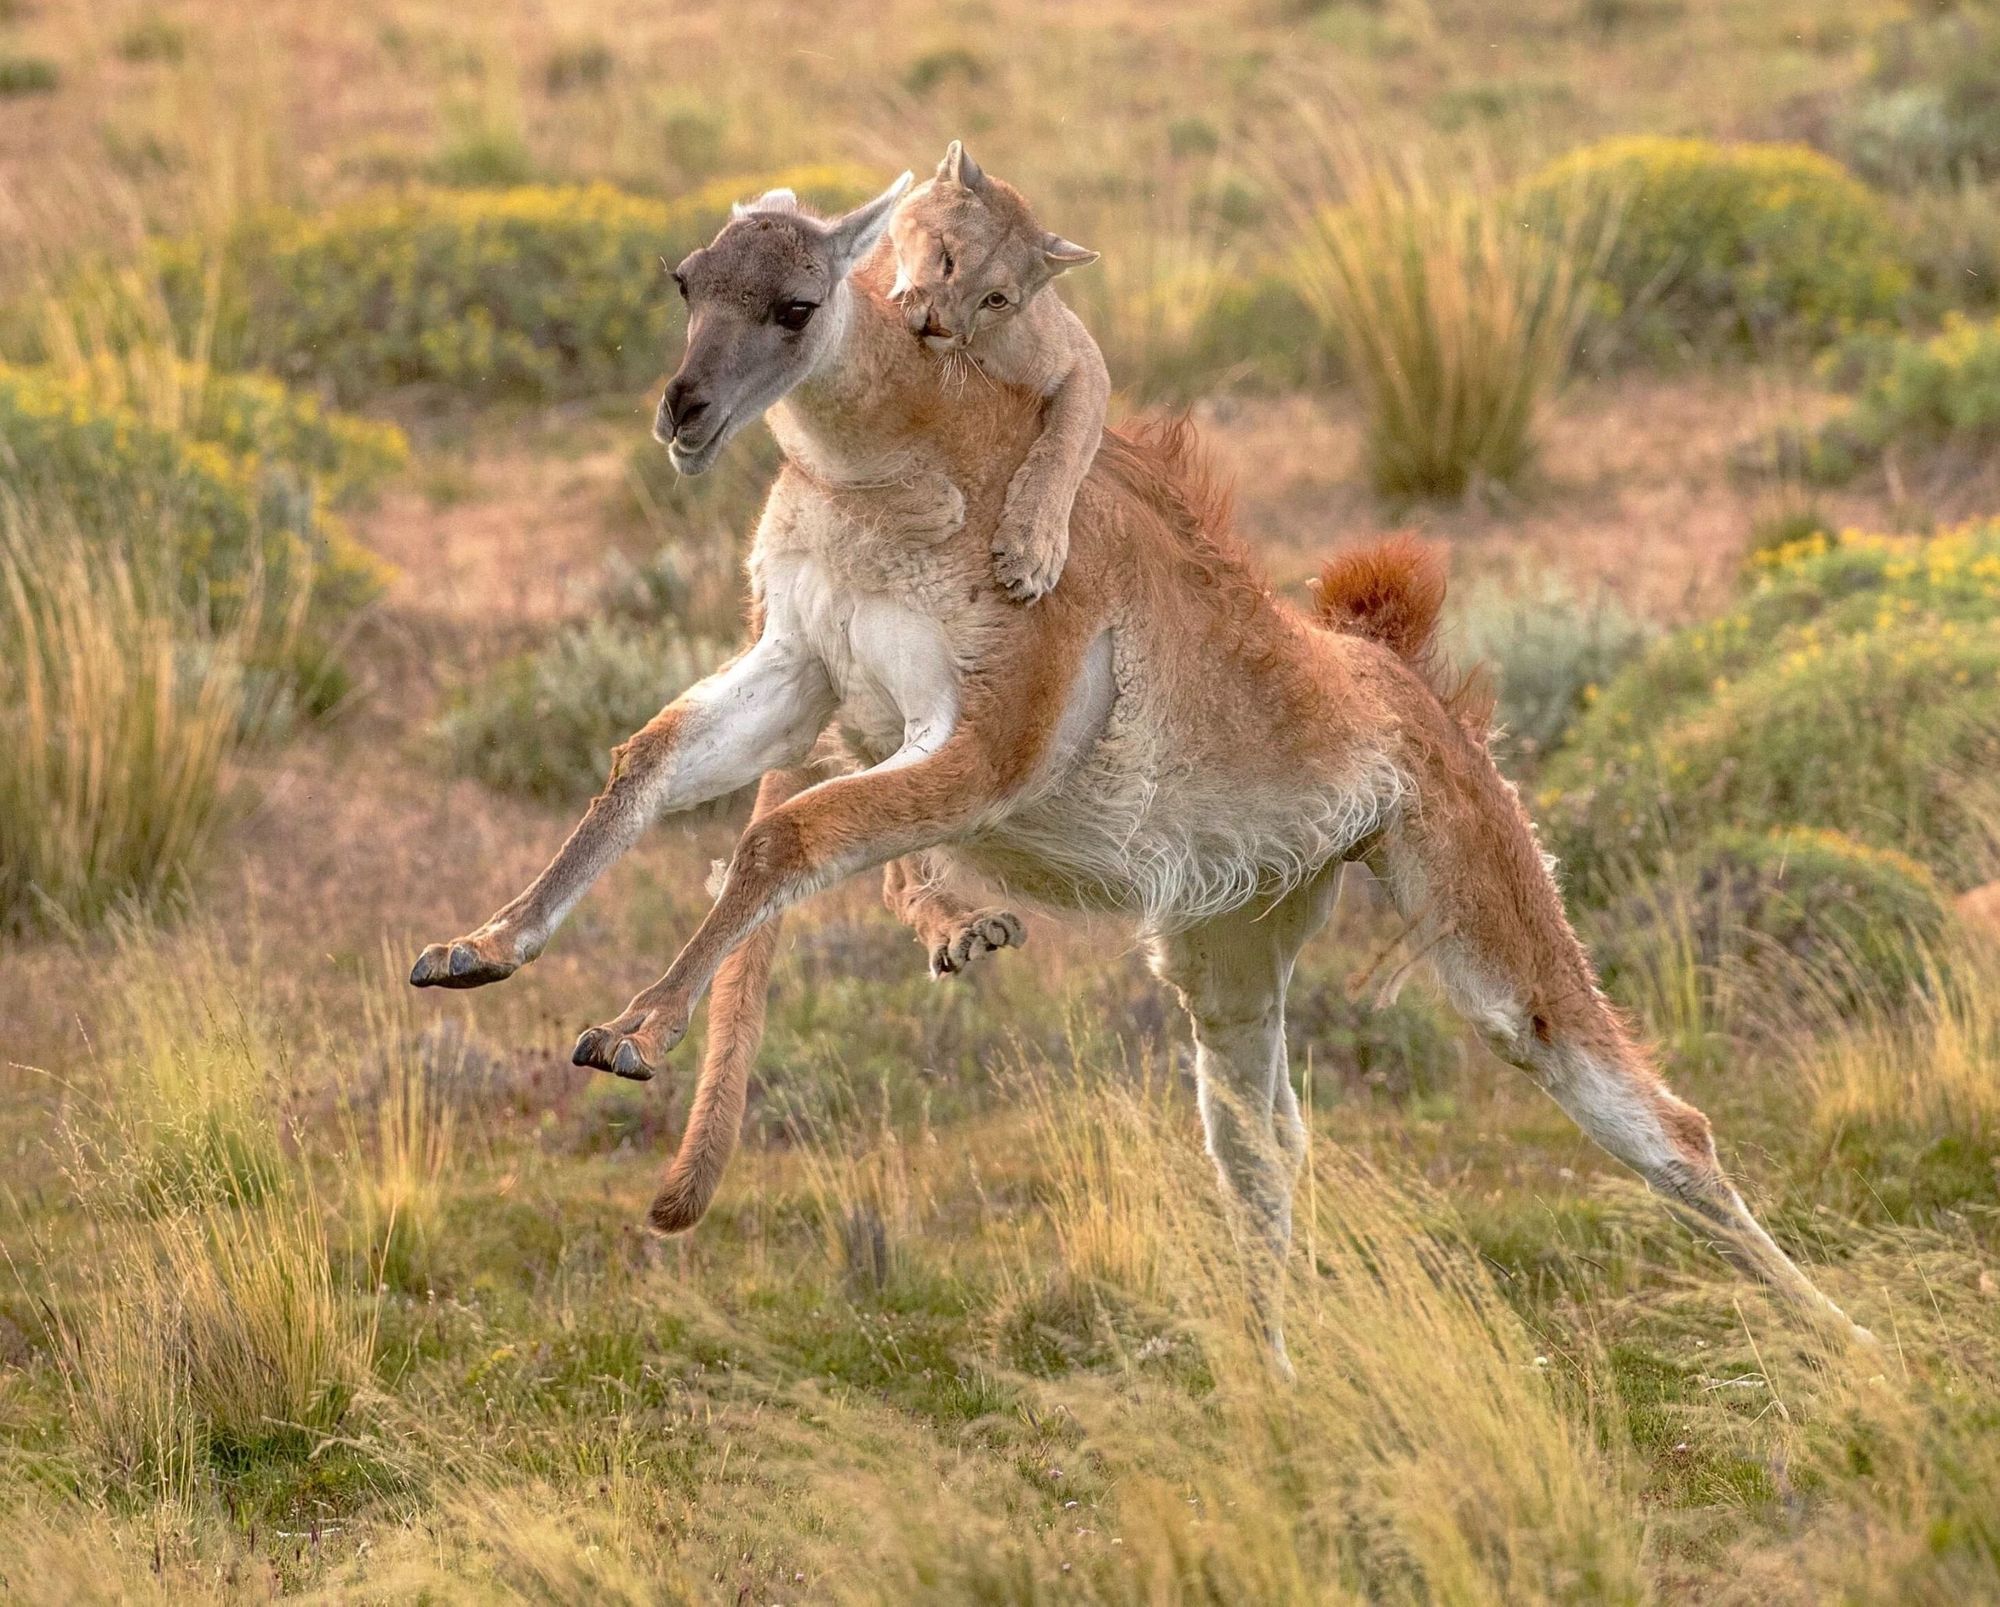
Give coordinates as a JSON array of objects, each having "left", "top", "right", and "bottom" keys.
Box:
[{"left": 1313, "top": 534, "right": 1493, "bottom": 732}]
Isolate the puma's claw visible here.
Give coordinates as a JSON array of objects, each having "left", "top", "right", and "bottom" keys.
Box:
[{"left": 929, "top": 909, "right": 1027, "bottom": 978}]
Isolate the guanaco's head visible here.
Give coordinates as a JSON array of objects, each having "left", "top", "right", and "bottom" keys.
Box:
[
  {"left": 887, "top": 141, "right": 1096, "bottom": 351},
  {"left": 657, "top": 172, "right": 911, "bottom": 474}
]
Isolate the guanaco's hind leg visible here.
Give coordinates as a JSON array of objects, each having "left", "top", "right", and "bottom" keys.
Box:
[
  {"left": 645, "top": 766, "right": 813, "bottom": 1230},
  {"left": 1151, "top": 869, "right": 1343, "bottom": 1374},
  {"left": 883, "top": 852, "right": 1027, "bottom": 978},
  {"left": 1367, "top": 713, "right": 1870, "bottom": 1341}
]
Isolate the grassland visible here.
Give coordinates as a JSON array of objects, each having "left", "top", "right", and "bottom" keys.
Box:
[{"left": 4, "top": 0, "right": 2000, "bottom": 1601}]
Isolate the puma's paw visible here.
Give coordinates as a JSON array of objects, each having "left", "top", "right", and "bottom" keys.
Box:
[
  {"left": 897, "top": 473, "right": 966, "bottom": 545},
  {"left": 990, "top": 505, "right": 1068, "bottom": 603},
  {"left": 571, "top": 1002, "right": 690, "bottom": 1081},
  {"left": 409, "top": 930, "right": 526, "bottom": 990},
  {"left": 929, "top": 908, "right": 1027, "bottom": 978}
]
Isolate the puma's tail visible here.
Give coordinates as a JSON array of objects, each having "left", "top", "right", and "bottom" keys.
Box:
[{"left": 1313, "top": 534, "right": 1492, "bottom": 731}]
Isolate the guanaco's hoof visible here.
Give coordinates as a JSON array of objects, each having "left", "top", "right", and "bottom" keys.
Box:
[
  {"left": 572, "top": 1026, "right": 655, "bottom": 1081},
  {"left": 410, "top": 941, "right": 516, "bottom": 990}
]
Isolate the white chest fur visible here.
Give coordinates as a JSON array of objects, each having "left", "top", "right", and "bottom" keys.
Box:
[{"left": 760, "top": 551, "right": 961, "bottom": 767}]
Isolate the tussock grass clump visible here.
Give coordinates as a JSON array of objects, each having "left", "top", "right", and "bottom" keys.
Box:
[
  {"left": 1541, "top": 520, "right": 2000, "bottom": 900},
  {"left": 1806, "top": 957, "right": 2000, "bottom": 1147},
  {"left": 1523, "top": 136, "right": 1908, "bottom": 357},
  {"left": 54, "top": 1190, "right": 366, "bottom": 1492},
  {"left": 344, "top": 973, "right": 458, "bottom": 1294},
  {"left": 169, "top": 168, "right": 873, "bottom": 401},
  {"left": 36, "top": 937, "right": 375, "bottom": 1505},
  {"left": 1289, "top": 140, "right": 1605, "bottom": 498},
  {"left": 0, "top": 523, "right": 266, "bottom": 933}
]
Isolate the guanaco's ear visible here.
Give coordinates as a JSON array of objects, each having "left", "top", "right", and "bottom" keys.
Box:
[
  {"left": 731, "top": 187, "right": 798, "bottom": 219},
  {"left": 1041, "top": 233, "right": 1100, "bottom": 274},
  {"left": 938, "top": 139, "right": 988, "bottom": 194},
  {"left": 823, "top": 171, "right": 914, "bottom": 276}
]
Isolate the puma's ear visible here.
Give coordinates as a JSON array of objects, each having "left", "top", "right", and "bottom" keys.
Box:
[
  {"left": 939, "top": 139, "right": 988, "bottom": 194},
  {"left": 1042, "top": 233, "right": 1100, "bottom": 274},
  {"left": 823, "top": 171, "right": 914, "bottom": 276},
  {"left": 731, "top": 187, "right": 798, "bottom": 219}
]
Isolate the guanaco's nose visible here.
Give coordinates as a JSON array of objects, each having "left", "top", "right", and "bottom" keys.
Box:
[{"left": 661, "top": 376, "right": 708, "bottom": 435}]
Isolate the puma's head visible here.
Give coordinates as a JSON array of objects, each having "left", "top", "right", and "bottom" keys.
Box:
[
  {"left": 887, "top": 141, "right": 1097, "bottom": 351},
  {"left": 657, "top": 172, "right": 911, "bottom": 474}
]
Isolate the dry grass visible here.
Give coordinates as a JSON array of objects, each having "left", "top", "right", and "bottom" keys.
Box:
[
  {"left": 1286, "top": 128, "right": 1610, "bottom": 499},
  {"left": 1805, "top": 952, "right": 2000, "bottom": 1142},
  {"left": 0, "top": 516, "right": 266, "bottom": 934}
]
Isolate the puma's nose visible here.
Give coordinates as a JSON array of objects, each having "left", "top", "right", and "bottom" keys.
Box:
[{"left": 919, "top": 311, "right": 955, "bottom": 342}]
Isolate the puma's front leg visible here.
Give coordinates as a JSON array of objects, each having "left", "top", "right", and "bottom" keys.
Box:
[
  {"left": 410, "top": 634, "right": 833, "bottom": 991},
  {"left": 882, "top": 853, "right": 1027, "bottom": 979},
  {"left": 573, "top": 737, "right": 999, "bottom": 1077}
]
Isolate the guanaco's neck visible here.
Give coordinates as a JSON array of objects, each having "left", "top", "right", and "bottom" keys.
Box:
[{"left": 766, "top": 241, "right": 931, "bottom": 487}]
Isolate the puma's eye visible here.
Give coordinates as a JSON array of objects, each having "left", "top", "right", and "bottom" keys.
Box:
[
  {"left": 671, "top": 272, "right": 688, "bottom": 300},
  {"left": 774, "top": 300, "right": 818, "bottom": 331},
  {"left": 940, "top": 248, "right": 955, "bottom": 277},
  {"left": 983, "top": 290, "right": 1010, "bottom": 310}
]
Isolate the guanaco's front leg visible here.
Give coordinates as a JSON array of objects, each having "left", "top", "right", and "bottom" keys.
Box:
[
  {"left": 410, "top": 633, "right": 834, "bottom": 990},
  {"left": 573, "top": 735, "right": 1004, "bottom": 1078}
]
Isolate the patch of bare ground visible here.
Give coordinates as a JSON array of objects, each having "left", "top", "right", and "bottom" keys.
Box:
[
  {"left": 358, "top": 427, "right": 640, "bottom": 630},
  {"left": 1200, "top": 371, "right": 1988, "bottom": 621}
]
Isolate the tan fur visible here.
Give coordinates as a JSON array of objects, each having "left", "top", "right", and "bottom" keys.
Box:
[
  {"left": 415, "top": 181, "right": 1870, "bottom": 1356},
  {"left": 887, "top": 144, "right": 1109, "bottom": 603}
]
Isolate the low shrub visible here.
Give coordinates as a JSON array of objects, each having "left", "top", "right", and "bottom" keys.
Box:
[
  {"left": 437, "top": 619, "right": 730, "bottom": 805},
  {"left": 0, "top": 55, "right": 58, "bottom": 96},
  {"left": 1521, "top": 137, "right": 1907, "bottom": 357},
  {"left": 1837, "top": 8, "right": 2000, "bottom": 187},
  {"left": 1450, "top": 573, "right": 1652, "bottom": 766},
  {"left": 1898, "top": 178, "right": 2000, "bottom": 319},
  {"left": 1808, "top": 313, "right": 2000, "bottom": 481},
  {"left": 116, "top": 10, "right": 188, "bottom": 64},
  {"left": 1541, "top": 522, "right": 2000, "bottom": 901},
  {"left": 1592, "top": 828, "right": 1955, "bottom": 1024},
  {"left": 0, "top": 364, "right": 385, "bottom": 657},
  {"left": 172, "top": 168, "right": 874, "bottom": 402},
  {"left": 1291, "top": 145, "right": 1603, "bottom": 497}
]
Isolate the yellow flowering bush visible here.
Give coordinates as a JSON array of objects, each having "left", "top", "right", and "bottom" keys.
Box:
[
  {"left": 1810, "top": 313, "right": 2000, "bottom": 480},
  {"left": 1542, "top": 522, "right": 2000, "bottom": 898},
  {"left": 170, "top": 169, "right": 873, "bottom": 403},
  {"left": 1520, "top": 137, "right": 1908, "bottom": 356},
  {"left": 0, "top": 365, "right": 387, "bottom": 700}
]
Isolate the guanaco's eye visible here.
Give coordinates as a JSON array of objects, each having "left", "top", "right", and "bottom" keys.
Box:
[
  {"left": 774, "top": 300, "right": 818, "bottom": 331},
  {"left": 671, "top": 271, "right": 688, "bottom": 300},
  {"left": 983, "top": 290, "right": 1010, "bottom": 310}
]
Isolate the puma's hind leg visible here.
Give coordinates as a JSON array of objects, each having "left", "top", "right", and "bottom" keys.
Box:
[{"left": 883, "top": 853, "right": 1027, "bottom": 978}]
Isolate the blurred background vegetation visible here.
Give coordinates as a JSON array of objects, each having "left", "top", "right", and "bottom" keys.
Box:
[{"left": 4, "top": 0, "right": 2000, "bottom": 1600}]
